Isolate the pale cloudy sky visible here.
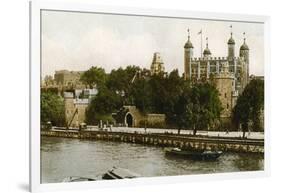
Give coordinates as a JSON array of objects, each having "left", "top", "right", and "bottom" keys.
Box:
[{"left": 41, "top": 10, "right": 264, "bottom": 77}]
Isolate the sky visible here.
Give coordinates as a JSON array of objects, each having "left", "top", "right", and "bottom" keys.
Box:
[{"left": 41, "top": 10, "right": 264, "bottom": 77}]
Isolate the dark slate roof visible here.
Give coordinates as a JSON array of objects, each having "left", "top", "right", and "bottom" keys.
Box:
[
  {"left": 240, "top": 42, "right": 249, "bottom": 50},
  {"left": 184, "top": 39, "right": 193, "bottom": 49},
  {"left": 203, "top": 47, "right": 211, "bottom": 55},
  {"left": 228, "top": 36, "right": 235, "bottom": 44}
]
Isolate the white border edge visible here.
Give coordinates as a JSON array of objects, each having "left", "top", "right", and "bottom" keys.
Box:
[
  {"left": 30, "top": 1, "right": 270, "bottom": 192},
  {"left": 263, "top": 16, "right": 271, "bottom": 178},
  {"left": 30, "top": 1, "right": 41, "bottom": 192}
]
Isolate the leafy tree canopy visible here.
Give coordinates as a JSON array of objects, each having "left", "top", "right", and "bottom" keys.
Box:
[
  {"left": 84, "top": 66, "right": 222, "bottom": 133},
  {"left": 85, "top": 87, "right": 122, "bottom": 124},
  {"left": 41, "top": 91, "right": 65, "bottom": 127},
  {"left": 232, "top": 79, "right": 264, "bottom": 134},
  {"left": 80, "top": 66, "right": 107, "bottom": 89},
  {"left": 174, "top": 82, "right": 222, "bottom": 134},
  {"left": 107, "top": 66, "right": 140, "bottom": 98}
]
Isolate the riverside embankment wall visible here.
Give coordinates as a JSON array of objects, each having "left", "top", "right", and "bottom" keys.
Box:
[{"left": 41, "top": 130, "right": 264, "bottom": 153}]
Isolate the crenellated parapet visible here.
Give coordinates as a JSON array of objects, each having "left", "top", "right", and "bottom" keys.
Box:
[{"left": 190, "top": 56, "right": 242, "bottom": 62}]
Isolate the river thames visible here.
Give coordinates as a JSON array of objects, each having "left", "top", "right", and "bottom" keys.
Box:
[{"left": 41, "top": 136, "right": 264, "bottom": 183}]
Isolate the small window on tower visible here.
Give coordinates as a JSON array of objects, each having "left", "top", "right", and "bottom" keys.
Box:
[{"left": 225, "top": 93, "right": 227, "bottom": 98}]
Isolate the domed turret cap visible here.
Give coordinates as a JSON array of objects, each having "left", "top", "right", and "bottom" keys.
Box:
[
  {"left": 184, "top": 39, "right": 193, "bottom": 49},
  {"left": 240, "top": 42, "right": 249, "bottom": 50},
  {"left": 228, "top": 33, "right": 235, "bottom": 45},
  {"left": 203, "top": 37, "right": 211, "bottom": 55},
  {"left": 240, "top": 33, "right": 249, "bottom": 50},
  {"left": 203, "top": 47, "right": 211, "bottom": 55},
  {"left": 184, "top": 29, "right": 193, "bottom": 49}
]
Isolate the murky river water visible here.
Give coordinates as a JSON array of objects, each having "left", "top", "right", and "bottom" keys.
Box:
[{"left": 41, "top": 136, "right": 264, "bottom": 183}]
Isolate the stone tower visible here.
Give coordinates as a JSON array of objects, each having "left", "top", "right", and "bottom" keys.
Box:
[
  {"left": 184, "top": 29, "right": 194, "bottom": 80},
  {"left": 64, "top": 92, "right": 88, "bottom": 128},
  {"left": 239, "top": 33, "right": 250, "bottom": 88},
  {"left": 214, "top": 62, "right": 235, "bottom": 118},
  {"left": 227, "top": 32, "right": 235, "bottom": 59},
  {"left": 64, "top": 92, "right": 76, "bottom": 127},
  {"left": 150, "top": 52, "right": 165, "bottom": 75}
]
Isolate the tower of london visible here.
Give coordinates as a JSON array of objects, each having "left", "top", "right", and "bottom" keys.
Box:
[{"left": 184, "top": 29, "right": 250, "bottom": 119}]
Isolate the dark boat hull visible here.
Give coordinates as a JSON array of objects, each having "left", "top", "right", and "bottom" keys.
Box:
[
  {"left": 165, "top": 149, "right": 222, "bottom": 161},
  {"left": 62, "top": 176, "right": 96, "bottom": 182},
  {"left": 102, "top": 167, "right": 140, "bottom": 180}
]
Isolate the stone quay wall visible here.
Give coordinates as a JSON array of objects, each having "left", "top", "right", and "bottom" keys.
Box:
[{"left": 41, "top": 130, "right": 264, "bottom": 154}]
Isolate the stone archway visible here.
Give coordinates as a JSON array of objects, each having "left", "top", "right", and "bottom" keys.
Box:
[{"left": 125, "top": 113, "right": 133, "bottom": 127}]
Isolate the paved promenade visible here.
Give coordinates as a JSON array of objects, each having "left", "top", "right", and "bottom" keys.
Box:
[{"left": 69, "top": 126, "right": 264, "bottom": 140}]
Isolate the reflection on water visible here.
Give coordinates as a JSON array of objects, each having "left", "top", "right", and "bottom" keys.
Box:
[{"left": 41, "top": 137, "right": 264, "bottom": 183}]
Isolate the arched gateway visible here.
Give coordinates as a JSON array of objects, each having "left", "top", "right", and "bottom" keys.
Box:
[
  {"left": 119, "top": 105, "right": 165, "bottom": 128},
  {"left": 125, "top": 112, "right": 133, "bottom": 127}
]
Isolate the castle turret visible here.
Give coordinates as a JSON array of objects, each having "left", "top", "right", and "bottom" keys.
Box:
[
  {"left": 64, "top": 92, "right": 76, "bottom": 127},
  {"left": 239, "top": 33, "right": 249, "bottom": 64},
  {"left": 150, "top": 52, "right": 165, "bottom": 75},
  {"left": 203, "top": 37, "right": 212, "bottom": 58},
  {"left": 214, "top": 62, "right": 235, "bottom": 119},
  {"left": 184, "top": 29, "right": 193, "bottom": 80},
  {"left": 239, "top": 32, "right": 250, "bottom": 87},
  {"left": 227, "top": 28, "right": 235, "bottom": 59}
]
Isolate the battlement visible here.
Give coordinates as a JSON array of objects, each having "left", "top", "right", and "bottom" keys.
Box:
[
  {"left": 64, "top": 92, "right": 74, "bottom": 99},
  {"left": 74, "top": 98, "right": 89, "bottom": 105},
  {"left": 190, "top": 56, "right": 235, "bottom": 62},
  {"left": 232, "top": 90, "right": 239, "bottom": 97},
  {"left": 55, "top": 70, "right": 84, "bottom": 74}
]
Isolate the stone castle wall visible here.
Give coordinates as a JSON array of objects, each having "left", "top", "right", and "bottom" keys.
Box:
[
  {"left": 64, "top": 92, "right": 88, "bottom": 128},
  {"left": 215, "top": 75, "right": 235, "bottom": 118},
  {"left": 123, "top": 106, "right": 166, "bottom": 128},
  {"left": 145, "top": 114, "right": 166, "bottom": 128},
  {"left": 54, "top": 70, "right": 85, "bottom": 89}
]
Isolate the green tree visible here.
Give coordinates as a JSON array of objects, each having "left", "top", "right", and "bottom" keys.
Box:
[
  {"left": 161, "top": 70, "right": 187, "bottom": 127},
  {"left": 172, "top": 84, "right": 191, "bottom": 133},
  {"left": 41, "top": 91, "right": 65, "bottom": 127},
  {"left": 130, "top": 77, "right": 153, "bottom": 113},
  {"left": 232, "top": 79, "right": 264, "bottom": 137},
  {"left": 191, "top": 83, "right": 222, "bottom": 135},
  {"left": 85, "top": 87, "right": 122, "bottom": 124},
  {"left": 43, "top": 75, "right": 54, "bottom": 86},
  {"left": 80, "top": 66, "right": 107, "bottom": 89},
  {"left": 149, "top": 73, "right": 168, "bottom": 113},
  {"left": 174, "top": 83, "right": 222, "bottom": 135},
  {"left": 107, "top": 65, "right": 140, "bottom": 104}
]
